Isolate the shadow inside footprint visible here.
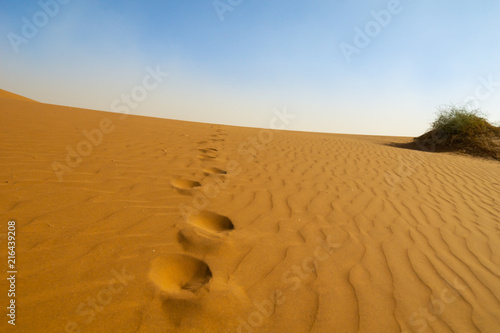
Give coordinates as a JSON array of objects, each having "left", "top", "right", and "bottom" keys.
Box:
[
  {"left": 198, "top": 154, "right": 217, "bottom": 160},
  {"left": 171, "top": 179, "right": 201, "bottom": 189},
  {"left": 203, "top": 167, "right": 227, "bottom": 175},
  {"left": 198, "top": 148, "right": 218, "bottom": 153},
  {"left": 149, "top": 254, "right": 212, "bottom": 295},
  {"left": 188, "top": 210, "right": 234, "bottom": 233}
]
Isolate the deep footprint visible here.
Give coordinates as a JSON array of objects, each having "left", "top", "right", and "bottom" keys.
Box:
[
  {"left": 149, "top": 254, "right": 212, "bottom": 294},
  {"left": 171, "top": 179, "right": 201, "bottom": 190},
  {"left": 188, "top": 210, "right": 234, "bottom": 233}
]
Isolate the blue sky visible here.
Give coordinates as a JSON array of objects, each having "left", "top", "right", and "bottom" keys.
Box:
[{"left": 1, "top": 0, "right": 500, "bottom": 136}]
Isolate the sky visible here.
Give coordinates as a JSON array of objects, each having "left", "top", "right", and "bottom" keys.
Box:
[{"left": 1, "top": 0, "right": 500, "bottom": 136}]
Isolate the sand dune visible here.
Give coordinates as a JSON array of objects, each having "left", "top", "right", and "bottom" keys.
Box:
[
  {"left": 0, "top": 89, "right": 37, "bottom": 102},
  {"left": 0, "top": 91, "right": 499, "bottom": 332}
]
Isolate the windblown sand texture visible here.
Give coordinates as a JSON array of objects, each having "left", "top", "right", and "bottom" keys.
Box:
[{"left": 0, "top": 90, "right": 499, "bottom": 332}]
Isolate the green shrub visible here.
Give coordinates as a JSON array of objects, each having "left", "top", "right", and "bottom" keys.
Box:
[
  {"left": 430, "top": 106, "right": 490, "bottom": 143},
  {"left": 414, "top": 104, "right": 500, "bottom": 160}
]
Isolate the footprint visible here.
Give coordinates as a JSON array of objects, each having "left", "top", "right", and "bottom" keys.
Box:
[
  {"left": 198, "top": 154, "right": 217, "bottom": 160},
  {"left": 197, "top": 149, "right": 218, "bottom": 158},
  {"left": 188, "top": 210, "right": 234, "bottom": 233},
  {"left": 149, "top": 254, "right": 212, "bottom": 295},
  {"left": 171, "top": 179, "right": 201, "bottom": 195},
  {"left": 198, "top": 148, "right": 218, "bottom": 154},
  {"left": 203, "top": 167, "right": 227, "bottom": 175},
  {"left": 171, "top": 179, "right": 201, "bottom": 189}
]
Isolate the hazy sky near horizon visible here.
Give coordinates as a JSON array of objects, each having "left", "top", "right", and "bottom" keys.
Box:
[{"left": 1, "top": 0, "right": 500, "bottom": 136}]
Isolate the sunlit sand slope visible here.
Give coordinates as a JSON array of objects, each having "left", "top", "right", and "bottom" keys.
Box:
[{"left": 0, "top": 95, "right": 499, "bottom": 332}]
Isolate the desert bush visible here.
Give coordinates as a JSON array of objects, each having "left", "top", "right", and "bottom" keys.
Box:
[{"left": 414, "top": 105, "right": 500, "bottom": 160}]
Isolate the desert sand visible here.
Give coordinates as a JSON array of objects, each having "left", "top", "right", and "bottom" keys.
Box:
[{"left": 0, "top": 90, "right": 499, "bottom": 332}]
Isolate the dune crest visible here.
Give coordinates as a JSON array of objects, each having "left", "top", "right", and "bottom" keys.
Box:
[{"left": 0, "top": 88, "right": 37, "bottom": 102}]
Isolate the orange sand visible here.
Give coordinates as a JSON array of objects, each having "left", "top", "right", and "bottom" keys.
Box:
[{"left": 0, "top": 90, "right": 499, "bottom": 332}]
